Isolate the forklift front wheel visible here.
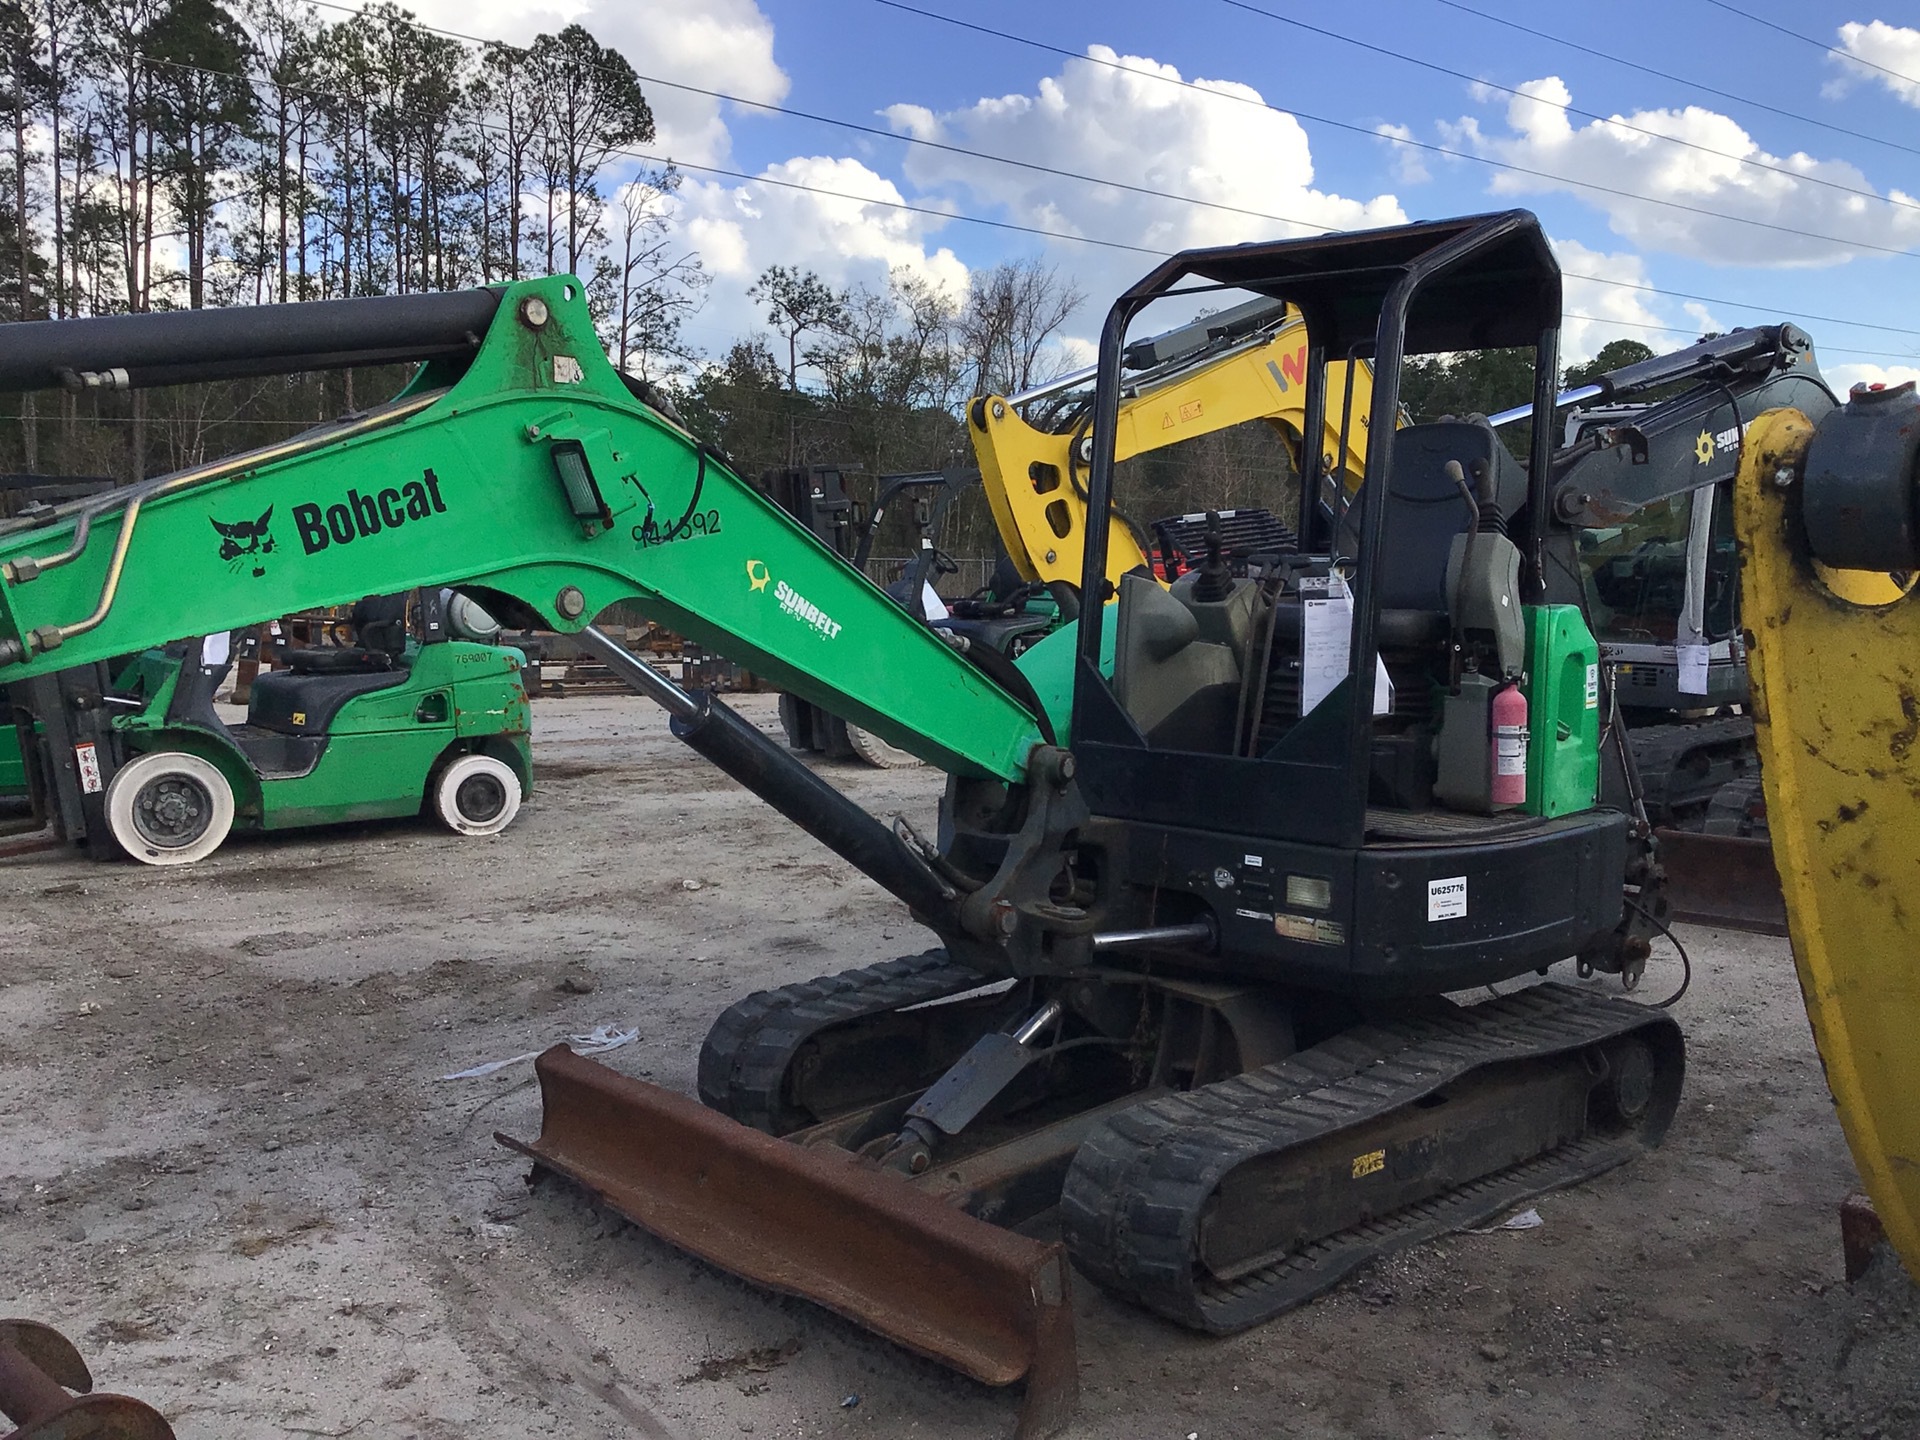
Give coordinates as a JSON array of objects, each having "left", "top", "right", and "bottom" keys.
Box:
[
  {"left": 432, "top": 753, "right": 523, "bottom": 837},
  {"left": 105, "top": 751, "right": 236, "bottom": 866}
]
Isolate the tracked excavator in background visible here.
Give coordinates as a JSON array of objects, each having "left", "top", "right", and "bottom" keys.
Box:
[
  {"left": 767, "top": 302, "right": 1355, "bottom": 768},
  {"left": 1, "top": 211, "right": 1915, "bottom": 1440}
]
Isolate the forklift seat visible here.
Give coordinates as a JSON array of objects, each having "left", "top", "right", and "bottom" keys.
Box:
[{"left": 247, "top": 666, "right": 409, "bottom": 737}]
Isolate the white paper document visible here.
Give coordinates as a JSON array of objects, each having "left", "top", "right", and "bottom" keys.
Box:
[
  {"left": 1299, "top": 574, "right": 1393, "bottom": 717},
  {"left": 1677, "top": 643, "right": 1710, "bottom": 696}
]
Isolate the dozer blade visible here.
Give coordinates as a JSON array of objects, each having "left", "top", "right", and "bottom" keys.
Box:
[
  {"left": 1654, "top": 829, "right": 1788, "bottom": 936},
  {"left": 498, "top": 1046, "right": 1078, "bottom": 1439}
]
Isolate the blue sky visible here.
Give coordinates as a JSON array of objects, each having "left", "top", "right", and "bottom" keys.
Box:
[{"left": 412, "top": 0, "right": 1920, "bottom": 387}]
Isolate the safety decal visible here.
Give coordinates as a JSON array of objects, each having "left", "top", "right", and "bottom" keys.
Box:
[
  {"left": 1428, "top": 876, "right": 1467, "bottom": 921},
  {"left": 74, "top": 741, "right": 102, "bottom": 794},
  {"left": 211, "top": 506, "right": 276, "bottom": 577}
]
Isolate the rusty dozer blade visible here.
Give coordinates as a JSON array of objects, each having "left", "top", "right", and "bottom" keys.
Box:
[
  {"left": 1655, "top": 829, "right": 1789, "bottom": 936},
  {"left": 498, "top": 1046, "right": 1078, "bottom": 1439}
]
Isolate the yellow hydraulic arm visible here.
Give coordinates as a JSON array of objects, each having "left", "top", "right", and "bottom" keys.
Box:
[
  {"left": 968, "top": 312, "right": 1377, "bottom": 596},
  {"left": 1734, "top": 405, "right": 1920, "bottom": 1279}
]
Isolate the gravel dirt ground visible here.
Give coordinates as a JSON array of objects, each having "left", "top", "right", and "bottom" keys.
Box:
[{"left": 3, "top": 691, "right": 1915, "bottom": 1440}]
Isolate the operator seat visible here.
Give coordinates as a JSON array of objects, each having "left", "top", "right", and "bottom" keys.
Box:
[
  {"left": 248, "top": 594, "right": 413, "bottom": 737},
  {"left": 1348, "top": 419, "right": 1527, "bottom": 615}
]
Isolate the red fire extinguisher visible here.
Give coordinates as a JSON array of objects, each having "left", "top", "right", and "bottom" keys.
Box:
[{"left": 1491, "top": 681, "right": 1528, "bottom": 809}]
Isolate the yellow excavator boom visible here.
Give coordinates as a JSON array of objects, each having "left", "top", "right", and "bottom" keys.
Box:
[
  {"left": 1734, "top": 406, "right": 1920, "bottom": 1278},
  {"left": 968, "top": 313, "right": 1377, "bottom": 594}
]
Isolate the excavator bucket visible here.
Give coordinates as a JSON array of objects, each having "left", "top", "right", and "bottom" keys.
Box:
[
  {"left": 1654, "top": 830, "right": 1789, "bottom": 935},
  {"left": 498, "top": 1046, "right": 1079, "bottom": 1439}
]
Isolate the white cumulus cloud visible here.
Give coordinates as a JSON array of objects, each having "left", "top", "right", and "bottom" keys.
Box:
[
  {"left": 1826, "top": 361, "right": 1920, "bottom": 393},
  {"left": 671, "top": 155, "right": 969, "bottom": 356},
  {"left": 1827, "top": 20, "right": 1920, "bottom": 108},
  {"left": 1375, "top": 123, "right": 1431, "bottom": 185},
  {"left": 406, "top": 0, "right": 786, "bottom": 167},
  {"left": 1551, "top": 236, "right": 1672, "bottom": 365},
  {"left": 879, "top": 45, "right": 1407, "bottom": 357},
  {"left": 886, "top": 46, "right": 1406, "bottom": 256},
  {"left": 1447, "top": 75, "right": 1920, "bottom": 267}
]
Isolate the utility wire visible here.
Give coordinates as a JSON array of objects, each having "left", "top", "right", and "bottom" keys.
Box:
[
  {"left": 110, "top": 0, "right": 1920, "bottom": 363},
  {"left": 868, "top": 0, "right": 1920, "bottom": 264},
  {"left": 307, "top": 0, "right": 1920, "bottom": 274},
  {"left": 292, "top": 0, "right": 1920, "bottom": 348},
  {"left": 1702, "top": 1, "right": 1920, "bottom": 89},
  {"left": 1219, "top": 0, "right": 1920, "bottom": 217},
  {"left": 591, "top": 147, "right": 1919, "bottom": 362},
  {"left": 566, "top": 63, "right": 1920, "bottom": 342},
  {"left": 1432, "top": 0, "right": 1920, "bottom": 160}
]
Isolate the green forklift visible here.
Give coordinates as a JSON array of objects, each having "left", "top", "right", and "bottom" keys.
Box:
[{"left": 3, "top": 589, "right": 532, "bottom": 865}]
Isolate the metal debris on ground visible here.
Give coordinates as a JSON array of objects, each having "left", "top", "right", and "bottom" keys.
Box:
[
  {"left": 0, "top": 1317, "right": 175, "bottom": 1439},
  {"left": 439, "top": 1025, "right": 638, "bottom": 1081}
]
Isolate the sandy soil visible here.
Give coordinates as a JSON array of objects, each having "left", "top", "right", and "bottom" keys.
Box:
[{"left": 3, "top": 691, "right": 1915, "bottom": 1439}]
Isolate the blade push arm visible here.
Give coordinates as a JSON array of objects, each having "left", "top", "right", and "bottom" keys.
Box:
[{"left": 0, "top": 280, "right": 1045, "bottom": 782}]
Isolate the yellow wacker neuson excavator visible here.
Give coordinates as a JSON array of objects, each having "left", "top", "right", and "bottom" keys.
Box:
[{"left": 0, "top": 211, "right": 1913, "bottom": 1440}]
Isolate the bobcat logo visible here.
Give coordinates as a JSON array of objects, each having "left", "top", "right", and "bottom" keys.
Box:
[{"left": 212, "top": 507, "right": 276, "bottom": 577}]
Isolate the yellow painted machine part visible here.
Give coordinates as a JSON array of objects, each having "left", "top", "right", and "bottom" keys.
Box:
[
  {"left": 1734, "top": 406, "right": 1920, "bottom": 1279},
  {"left": 970, "top": 318, "right": 1377, "bottom": 594}
]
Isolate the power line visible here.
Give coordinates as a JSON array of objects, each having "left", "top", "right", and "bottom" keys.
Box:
[
  {"left": 560, "top": 147, "right": 1920, "bottom": 362},
  {"left": 652, "top": 72, "right": 1920, "bottom": 341},
  {"left": 303, "top": 0, "right": 1920, "bottom": 282},
  {"left": 1431, "top": 0, "right": 1920, "bottom": 161},
  {"left": 1219, "top": 0, "right": 1920, "bottom": 217},
  {"left": 1702, "top": 1, "right": 1920, "bottom": 89},
  {"left": 86, "top": 1, "right": 1920, "bottom": 364},
  {"left": 867, "top": 0, "right": 1920, "bottom": 264},
  {"left": 606, "top": 69, "right": 1920, "bottom": 341},
  {"left": 289, "top": 0, "right": 1920, "bottom": 359},
  {"left": 618, "top": 150, "right": 1162, "bottom": 258}
]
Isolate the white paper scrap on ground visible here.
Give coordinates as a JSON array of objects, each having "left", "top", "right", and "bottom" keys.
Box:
[
  {"left": 1467, "top": 1207, "right": 1545, "bottom": 1234},
  {"left": 439, "top": 1025, "right": 638, "bottom": 1080}
]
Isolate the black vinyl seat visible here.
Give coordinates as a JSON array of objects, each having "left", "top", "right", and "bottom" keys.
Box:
[
  {"left": 284, "top": 645, "right": 393, "bottom": 676},
  {"left": 1345, "top": 420, "right": 1528, "bottom": 613},
  {"left": 248, "top": 666, "right": 409, "bottom": 737}
]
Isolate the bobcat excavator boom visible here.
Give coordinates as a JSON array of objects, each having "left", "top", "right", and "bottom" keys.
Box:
[{"left": 3, "top": 216, "right": 1915, "bottom": 1440}]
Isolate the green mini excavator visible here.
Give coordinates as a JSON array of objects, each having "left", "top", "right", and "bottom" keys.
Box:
[{"left": 6, "top": 212, "right": 1916, "bottom": 1439}]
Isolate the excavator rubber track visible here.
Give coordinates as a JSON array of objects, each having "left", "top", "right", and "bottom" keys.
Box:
[
  {"left": 697, "top": 950, "right": 1006, "bottom": 1135},
  {"left": 1061, "top": 984, "right": 1683, "bottom": 1332}
]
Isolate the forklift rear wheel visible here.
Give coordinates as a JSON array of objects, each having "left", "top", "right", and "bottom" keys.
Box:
[
  {"left": 105, "top": 751, "right": 236, "bottom": 866},
  {"left": 433, "top": 754, "right": 522, "bottom": 837}
]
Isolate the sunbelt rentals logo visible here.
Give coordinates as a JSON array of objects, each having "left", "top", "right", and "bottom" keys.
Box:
[{"left": 745, "top": 559, "right": 842, "bottom": 639}]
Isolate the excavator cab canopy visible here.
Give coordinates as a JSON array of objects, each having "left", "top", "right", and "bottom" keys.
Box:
[{"left": 1069, "top": 210, "right": 1568, "bottom": 865}]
